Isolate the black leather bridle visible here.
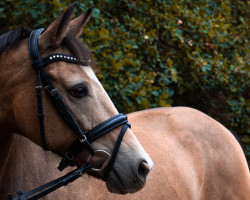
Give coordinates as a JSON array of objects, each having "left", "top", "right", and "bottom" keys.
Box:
[{"left": 7, "top": 28, "right": 130, "bottom": 200}]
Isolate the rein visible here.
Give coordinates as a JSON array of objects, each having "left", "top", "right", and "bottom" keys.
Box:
[{"left": 7, "top": 28, "right": 131, "bottom": 200}]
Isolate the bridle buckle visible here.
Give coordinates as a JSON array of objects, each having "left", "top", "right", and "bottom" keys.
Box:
[{"left": 79, "top": 134, "right": 87, "bottom": 143}]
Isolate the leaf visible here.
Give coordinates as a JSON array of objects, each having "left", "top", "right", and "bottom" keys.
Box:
[{"left": 99, "top": 28, "right": 110, "bottom": 39}]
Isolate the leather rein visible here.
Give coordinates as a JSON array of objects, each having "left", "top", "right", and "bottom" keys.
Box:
[{"left": 7, "top": 28, "right": 130, "bottom": 200}]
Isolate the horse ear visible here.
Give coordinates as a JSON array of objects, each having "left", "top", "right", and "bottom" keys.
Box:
[
  {"left": 69, "top": 8, "right": 92, "bottom": 37},
  {"left": 39, "top": 3, "right": 78, "bottom": 49}
]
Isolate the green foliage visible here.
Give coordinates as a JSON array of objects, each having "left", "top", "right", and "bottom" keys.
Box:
[{"left": 0, "top": 0, "right": 249, "bottom": 165}]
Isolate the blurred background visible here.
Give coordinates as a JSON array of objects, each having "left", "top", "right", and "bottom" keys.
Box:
[{"left": 0, "top": 0, "right": 249, "bottom": 165}]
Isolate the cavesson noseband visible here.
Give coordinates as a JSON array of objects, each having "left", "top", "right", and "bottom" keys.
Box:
[{"left": 7, "top": 28, "right": 130, "bottom": 200}]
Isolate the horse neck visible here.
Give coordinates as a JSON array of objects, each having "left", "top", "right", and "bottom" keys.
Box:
[
  {"left": 0, "top": 40, "right": 30, "bottom": 140},
  {"left": 0, "top": 134, "right": 87, "bottom": 199},
  {"left": 0, "top": 134, "right": 39, "bottom": 197},
  {"left": 0, "top": 134, "right": 14, "bottom": 185}
]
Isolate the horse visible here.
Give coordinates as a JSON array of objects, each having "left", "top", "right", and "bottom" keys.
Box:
[
  {"left": 0, "top": 3, "right": 153, "bottom": 199},
  {"left": 1, "top": 108, "right": 249, "bottom": 200},
  {"left": 1, "top": 3, "right": 249, "bottom": 200}
]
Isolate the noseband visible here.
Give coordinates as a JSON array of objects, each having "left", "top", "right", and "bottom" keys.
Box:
[{"left": 7, "top": 28, "right": 130, "bottom": 200}]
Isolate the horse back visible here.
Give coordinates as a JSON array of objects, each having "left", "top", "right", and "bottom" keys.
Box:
[{"left": 127, "top": 107, "right": 250, "bottom": 200}]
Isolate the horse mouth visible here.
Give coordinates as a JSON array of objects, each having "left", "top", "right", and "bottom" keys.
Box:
[
  {"left": 105, "top": 167, "right": 145, "bottom": 194},
  {"left": 105, "top": 168, "right": 129, "bottom": 194}
]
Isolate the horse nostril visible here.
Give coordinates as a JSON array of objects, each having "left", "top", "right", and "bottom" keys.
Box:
[{"left": 138, "top": 161, "right": 151, "bottom": 180}]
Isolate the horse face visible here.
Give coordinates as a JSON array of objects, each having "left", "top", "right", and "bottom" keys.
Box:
[
  {"left": 45, "top": 60, "right": 153, "bottom": 193},
  {"left": 9, "top": 4, "right": 153, "bottom": 194}
]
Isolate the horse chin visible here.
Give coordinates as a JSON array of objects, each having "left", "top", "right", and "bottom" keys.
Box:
[{"left": 105, "top": 169, "right": 145, "bottom": 194}]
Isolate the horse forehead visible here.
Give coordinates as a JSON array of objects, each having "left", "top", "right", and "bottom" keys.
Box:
[
  {"left": 47, "top": 62, "right": 85, "bottom": 78},
  {"left": 54, "top": 65, "right": 101, "bottom": 87},
  {"left": 80, "top": 66, "right": 102, "bottom": 86}
]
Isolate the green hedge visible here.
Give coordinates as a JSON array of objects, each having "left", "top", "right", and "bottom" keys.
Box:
[{"left": 1, "top": 0, "right": 249, "bottom": 165}]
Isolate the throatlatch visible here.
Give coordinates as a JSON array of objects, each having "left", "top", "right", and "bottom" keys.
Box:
[{"left": 7, "top": 27, "right": 131, "bottom": 200}]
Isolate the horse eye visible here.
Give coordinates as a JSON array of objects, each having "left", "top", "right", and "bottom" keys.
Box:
[{"left": 70, "top": 86, "right": 88, "bottom": 98}]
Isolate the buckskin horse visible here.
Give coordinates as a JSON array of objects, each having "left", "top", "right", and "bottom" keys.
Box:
[
  {"left": 0, "top": 3, "right": 249, "bottom": 200},
  {"left": 0, "top": 3, "right": 153, "bottom": 199}
]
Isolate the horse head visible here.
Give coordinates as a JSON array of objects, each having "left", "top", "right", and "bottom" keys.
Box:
[{"left": 0, "top": 3, "right": 153, "bottom": 194}]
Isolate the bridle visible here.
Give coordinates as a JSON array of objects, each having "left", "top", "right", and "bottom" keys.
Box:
[{"left": 7, "top": 28, "right": 131, "bottom": 200}]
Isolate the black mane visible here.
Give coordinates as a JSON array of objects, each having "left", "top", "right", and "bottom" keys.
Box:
[{"left": 0, "top": 26, "right": 32, "bottom": 55}]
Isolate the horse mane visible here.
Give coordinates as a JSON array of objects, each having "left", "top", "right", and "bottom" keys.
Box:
[
  {"left": 0, "top": 26, "right": 96, "bottom": 70},
  {"left": 0, "top": 26, "right": 32, "bottom": 55}
]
